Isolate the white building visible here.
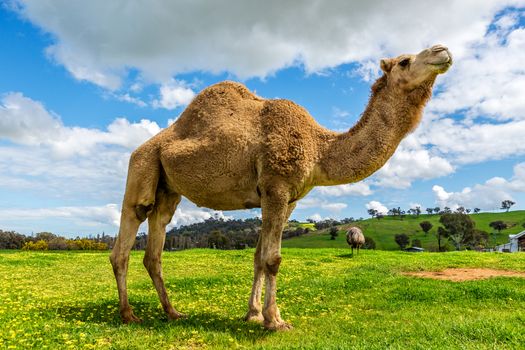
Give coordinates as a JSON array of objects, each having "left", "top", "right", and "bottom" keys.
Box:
[{"left": 495, "top": 230, "right": 525, "bottom": 252}]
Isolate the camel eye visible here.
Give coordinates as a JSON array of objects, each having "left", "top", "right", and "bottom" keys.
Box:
[{"left": 398, "top": 58, "right": 410, "bottom": 68}]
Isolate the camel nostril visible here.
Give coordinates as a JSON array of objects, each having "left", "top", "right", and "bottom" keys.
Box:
[{"left": 431, "top": 45, "right": 448, "bottom": 52}]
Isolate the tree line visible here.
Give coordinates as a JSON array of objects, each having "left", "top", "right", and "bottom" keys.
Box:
[
  {"left": 368, "top": 200, "right": 516, "bottom": 221},
  {"left": 0, "top": 230, "right": 113, "bottom": 250},
  {"left": 135, "top": 217, "right": 313, "bottom": 251},
  {"left": 393, "top": 203, "right": 520, "bottom": 252}
]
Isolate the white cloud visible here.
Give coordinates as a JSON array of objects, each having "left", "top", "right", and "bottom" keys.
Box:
[
  {"left": 0, "top": 92, "right": 161, "bottom": 206},
  {"left": 0, "top": 200, "right": 231, "bottom": 236},
  {"left": 418, "top": 118, "right": 525, "bottom": 164},
  {"left": 409, "top": 203, "right": 422, "bottom": 210},
  {"left": 407, "top": 19, "right": 525, "bottom": 165},
  {"left": 316, "top": 182, "right": 372, "bottom": 197},
  {"left": 432, "top": 162, "right": 525, "bottom": 210},
  {"left": 12, "top": 0, "right": 522, "bottom": 88},
  {"left": 365, "top": 200, "right": 388, "bottom": 215},
  {"left": 168, "top": 199, "right": 231, "bottom": 228},
  {"left": 296, "top": 197, "right": 348, "bottom": 212},
  {"left": 0, "top": 92, "right": 161, "bottom": 157},
  {"left": 0, "top": 204, "right": 121, "bottom": 232},
  {"left": 428, "top": 24, "right": 525, "bottom": 122},
  {"left": 373, "top": 143, "right": 455, "bottom": 189},
  {"left": 152, "top": 79, "right": 195, "bottom": 110},
  {"left": 307, "top": 213, "right": 334, "bottom": 222},
  {"left": 112, "top": 93, "right": 147, "bottom": 107},
  {"left": 0, "top": 92, "right": 234, "bottom": 234}
]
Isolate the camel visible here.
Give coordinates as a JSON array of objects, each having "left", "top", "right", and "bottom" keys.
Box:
[
  {"left": 109, "top": 45, "right": 452, "bottom": 330},
  {"left": 346, "top": 227, "right": 365, "bottom": 255}
]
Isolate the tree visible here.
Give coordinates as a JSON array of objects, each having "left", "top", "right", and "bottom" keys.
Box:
[
  {"left": 394, "top": 233, "right": 410, "bottom": 250},
  {"left": 489, "top": 221, "right": 507, "bottom": 234},
  {"left": 426, "top": 208, "right": 434, "bottom": 215},
  {"left": 473, "top": 208, "right": 481, "bottom": 214},
  {"left": 439, "top": 213, "right": 476, "bottom": 250},
  {"left": 434, "top": 207, "right": 441, "bottom": 215},
  {"left": 367, "top": 208, "right": 378, "bottom": 219},
  {"left": 413, "top": 206, "right": 421, "bottom": 217},
  {"left": 436, "top": 227, "right": 447, "bottom": 252},
  {"left": 412, "top": 239, "right": 422, "bottom": 248},
  {"left": 463, "top": 229, "right": 489, "bottom": 250},
  {"left": 329, "top": 226, "right": 339, "bottom": 240},
  {"left": 443, "top": 207, "right": 452, "bottom": 214},
  {"left": 465, "top": 208, "right": 471, "bottom": 214},
  {"left": 456, "top": 206, "right": 465, "bottom": 214},
  {"left": 419, "top": 221, "right": 433, "bottom": 235},
  {"left": 208, "top": 230, "right": 230, "bottom": 249},
  {"left": 501, "top": 200, "right": 515, "bottom": 212}
]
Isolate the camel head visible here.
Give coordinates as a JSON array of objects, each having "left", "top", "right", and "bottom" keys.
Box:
[{"left": 379, "top": 45, "right": 452, "bottom": 91}]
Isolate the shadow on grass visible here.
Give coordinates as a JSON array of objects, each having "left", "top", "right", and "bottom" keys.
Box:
[
  {"left": 51, "top": 299, "right": 271, "bottom": 341},
  {"left": 336, "top": 253, "right": 355, "bottom": 259}
]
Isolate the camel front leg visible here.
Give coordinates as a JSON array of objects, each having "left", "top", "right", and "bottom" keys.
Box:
[
  {"left": 245, "top": 202, "right": 296, "bottom": 324},
  {"left": 259, "top": 186, "right": 293, "bottom": 331}
]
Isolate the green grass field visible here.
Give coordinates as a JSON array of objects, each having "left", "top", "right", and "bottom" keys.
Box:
[
  {"left": 1, "top": 249, "right": 525, "bottom": 349},
  {"left": 283, "top": 210, "right": 525, "bottom": 250}
]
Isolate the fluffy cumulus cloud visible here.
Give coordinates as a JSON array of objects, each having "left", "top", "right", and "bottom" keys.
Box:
[
  {"left": 297, "top": 197, "right": 348, "bottom": 212},
  {"left": 409, "top": 14, "right": 525, "bottom": 166},
  {"left": 365, "top": 201, "right": 388, "bottom": 215},
  {"left": 367, "top": 11, "right": 525, "bottom": 188},
  {"left": 373, "top": 143, "right": 455, "bottom": 189},
  {"left": 12, "top": 0, "right": 523, "bottom": 89},
  {"left": 315, "top": 182, "right": 372, "bottom": 197},
  {"left": 168, "top": 199, "right": 232, "bottom": 228},
  {"left": 0, "top": 92, "right": 233, "bottom": 234},
  {"left": 432, "top": 162, "right": 525, "bottom": 210},
  {"left": 0, "top": 92, "right": 161, "bottom": 157},
  {"left": 0, "top": 204, "right": 120, "bottom": 226},
  {"left": 152, "top": 79, "right": 196, "bottom": 110}
]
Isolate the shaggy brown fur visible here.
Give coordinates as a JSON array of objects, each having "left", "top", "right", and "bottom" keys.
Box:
[
  {"left": 110, "top": 45, "right": 452, "bottom": 330},
  {"left": 346, "top": 227, "right": 365, "bottom": 255}
]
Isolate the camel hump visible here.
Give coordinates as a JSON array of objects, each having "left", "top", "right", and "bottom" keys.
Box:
[{"left": 197, "top": 80, "right": 263, "bottom": 102}]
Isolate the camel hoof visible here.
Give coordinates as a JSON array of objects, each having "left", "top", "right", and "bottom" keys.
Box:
[
  {"left": 244, "top": 311, "right": 264, "bottom": 324},
  {"left": 121, "top": 310, "right": 142, "bottom": 324},
  {"left": 264, "top": 320, "right": 293, "bottom": 331},
  {"left": 168, "top": 311, "right": 187, "bottom": 321}
]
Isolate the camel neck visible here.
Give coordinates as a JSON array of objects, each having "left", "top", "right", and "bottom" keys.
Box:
[{"left": 314, "top": 76, "right": 433, "bottom": 186}]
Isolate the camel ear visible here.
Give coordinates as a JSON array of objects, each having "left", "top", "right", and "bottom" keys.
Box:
[{"left": 380, "top": 58, "right": 393, "bottom": 73}]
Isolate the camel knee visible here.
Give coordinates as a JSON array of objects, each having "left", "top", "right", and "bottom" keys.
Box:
[
  {"left": 135, "top": 204, "right": 154, "bottom": 222},
  {"left": 110, "top": 252, "right": 129, "bottom": 273},
  {"left": 264, "top": 254, "right": 282, "bottom": 275},
  {"left": 143, "top": 254, "right": 161, "bottom": 274}
]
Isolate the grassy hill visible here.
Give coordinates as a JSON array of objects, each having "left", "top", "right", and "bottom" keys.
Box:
[
  {"left": 1, "top": 249, "right": 525, "bottom": 349},
  {"left": 283, "top": 210, "right": 525, "bottom": 250}
]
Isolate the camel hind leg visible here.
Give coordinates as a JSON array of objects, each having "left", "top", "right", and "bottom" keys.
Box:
[
  {"left": 110, "top": 147, "right": 160, "bottom": 323},
  {"left": 143, "top": 188, "right": 184, "bottom": 320}
]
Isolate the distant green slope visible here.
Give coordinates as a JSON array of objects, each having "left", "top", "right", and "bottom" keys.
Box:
[{"left": 283, "top": 210, "right": 525, "bottom": 250}]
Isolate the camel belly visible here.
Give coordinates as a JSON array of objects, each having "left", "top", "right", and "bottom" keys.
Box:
[{"left": 159, "top": 139, "right": 261, "bottom": 210}]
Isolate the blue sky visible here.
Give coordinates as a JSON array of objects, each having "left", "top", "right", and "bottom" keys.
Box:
[{"left": 1, "top": 1, "right": 524, "bottom": 236}]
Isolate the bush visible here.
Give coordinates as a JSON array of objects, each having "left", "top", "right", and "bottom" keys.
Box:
[
  {"left": 22, "top": 240, "right": 48, "bottom": 251},
  {"left": 329, "top": 226, "right": 339, "bottom": 240}
]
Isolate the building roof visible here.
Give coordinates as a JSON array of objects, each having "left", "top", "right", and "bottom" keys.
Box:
[{"left": 509, "top": 230, "right": 525, "bottom": 240}]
